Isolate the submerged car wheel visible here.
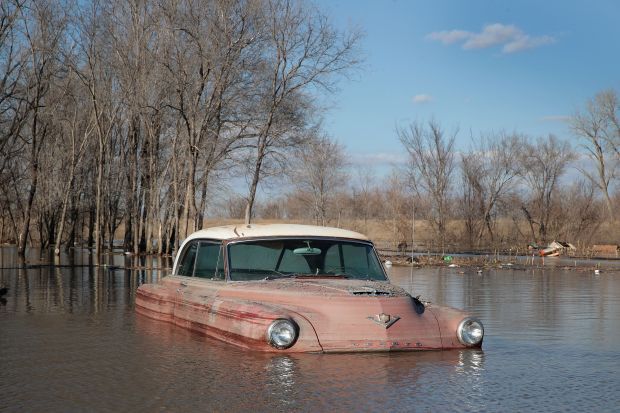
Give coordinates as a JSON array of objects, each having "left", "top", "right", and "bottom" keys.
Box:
[
  {"left": 457, "top": 317, "right": 484, "bottom": 347},
  {"left": 267, "top": 319, "right": 299, "bottom": 349}
]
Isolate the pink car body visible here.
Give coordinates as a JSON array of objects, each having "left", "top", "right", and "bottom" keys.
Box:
[{"left": 135, "top": 224, "right": 484, "bottom": 352}]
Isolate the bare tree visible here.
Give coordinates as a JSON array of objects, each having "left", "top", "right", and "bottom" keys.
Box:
[
  {"left": 460, "top": 132, "right": 522, "bottom": 246},
  {"left": 53, "top": 82, "right": 93, "bottom": 254},
  {"left": 351, "top": 164, "right": 378, "bottom": 233},
  {"left": 519, "top": 135, "right": 575, "bottom": 243},
  {"left": 597, "top": 89, "right": 620, "bottom": 158},
  {"left": 0, "top": 2, "right": 27, "bottom": 244},
  {"left": 383, "top": 171, "right": 411, "bottom": 250},
  {"left": 571, "top": 90, "right": 618, "bottom": 220},
  {"left": 71, "top": 0, "right": 128, "bottom": 255},
  {"left": 15, "top": 0, "right": 69, "bottom": 256},
  {"left": 0, "top": 1, "right": 27, "bottom": 177},
  {"left": 460, "top": 151, "right": 484, "bottom": 247},
  {"left": 159, "top": 0, "right": 258, "bottom": 238},
  {"left": 291, "top": 133, "right": 347, "bottom": 225},
  {"left": 398, "top": 120, "right": 456, "bottom": 247},
  {"left": 243, "top": 0, "right": 362, "bottom": 224},
  {"left": 556, "top": 180, "right": 601, "bottom": 243}
]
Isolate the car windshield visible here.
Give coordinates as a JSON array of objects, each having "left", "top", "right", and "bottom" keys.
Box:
[{"left": 227, "top": 238, "right": 387, "bottom": 281}]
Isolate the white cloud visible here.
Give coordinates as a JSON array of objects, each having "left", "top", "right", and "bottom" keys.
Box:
[
  {"left": 503, "top": 34, "right": 555, "bottom": 53},
  {"left": 463, "top": 23, "right": 521, "bottom": 49},
  {"left": 412, "top": 94, "right": 433, "bottom": 104},
  {"left": 427, "top": 23, "right": 555, "bottom": 54}
]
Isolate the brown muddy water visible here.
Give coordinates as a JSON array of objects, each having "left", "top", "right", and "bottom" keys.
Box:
[{"left": 1, "top": 248, "right": 619, "bottom": 412}]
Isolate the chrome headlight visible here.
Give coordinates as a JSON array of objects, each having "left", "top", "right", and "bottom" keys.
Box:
[
  {"left": 267, "top": 319, "right": 298, "bottom": 349},
  {"left": 457, "top": 317, "right": 484, "bottom": 347}
]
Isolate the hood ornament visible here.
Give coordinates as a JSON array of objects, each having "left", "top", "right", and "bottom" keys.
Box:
[{"left": 367, "top": 313, "right": 400, "bottom": 328}]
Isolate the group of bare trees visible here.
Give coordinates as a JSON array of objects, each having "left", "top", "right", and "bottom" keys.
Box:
[
  {"left": 0, "top": 0, "right": 360, "bottom": 256},
  {"left": 387, "top": 90, "right": 620, "bottom": 250},
  {"left": 395, "top": 119, "right": 612, "bottom": 249},
  {"left": 1, "top": 0, "right": 618, "bottom": 255},
  {"left": 258, "top": 94, "right": 620, "bottom": 250}
]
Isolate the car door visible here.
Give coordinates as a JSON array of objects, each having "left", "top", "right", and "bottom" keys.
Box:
[{"left": 173, "top": 240, "right": 225, "bottom": 324}]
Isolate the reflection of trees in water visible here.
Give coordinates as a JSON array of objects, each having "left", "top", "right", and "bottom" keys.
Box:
[
  {"left": 392, "top": 264, "right": 620, "bottom": 349},
  {"left": 0, "top": 247, "right": 167, "bottom": 315}
]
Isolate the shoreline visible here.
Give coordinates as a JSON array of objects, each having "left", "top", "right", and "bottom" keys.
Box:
[{"left": 381, "top": 254, "right": 620, "bottom": 272}]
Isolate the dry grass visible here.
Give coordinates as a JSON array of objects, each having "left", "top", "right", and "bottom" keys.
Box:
[{"left": 200, "top": 217, "right": 620, "bottom": 255}]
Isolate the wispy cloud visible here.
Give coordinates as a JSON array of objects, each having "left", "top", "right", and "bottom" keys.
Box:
[
  {"left": 539, "top": 115, "right": 571, "bottom": 122},
  {"left": 351, "top": 152, "right": 408, "bottom": 167},
  {"left": 427, "top": 30, "right": 470, "bottom": 45},
  {"left": 412, "top": 94, "right": 433, "bottom": 104},
  {"left": 427, "top": 23, "right": 555, "bottom": 54}
]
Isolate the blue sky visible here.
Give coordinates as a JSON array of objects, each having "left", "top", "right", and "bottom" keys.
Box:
[{"left": 314, "top": 0, "right": 620, "bottom": 169}]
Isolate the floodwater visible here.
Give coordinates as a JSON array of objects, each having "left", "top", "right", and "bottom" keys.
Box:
[{"left": 1, "top": 248, "right": 619, "bottom": 412}]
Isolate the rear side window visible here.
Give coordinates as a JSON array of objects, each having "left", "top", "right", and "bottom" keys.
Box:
[
  {"left": 176, "top": 241, "right": 224, "bottom": 280},
  {"left": 177, "top": 243, "right": 198, "bottom": 276}
]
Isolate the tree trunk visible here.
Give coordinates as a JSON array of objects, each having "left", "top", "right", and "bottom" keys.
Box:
[
  {"left": 17, "top": 158, "right": 39, "bottom": 256},
  {"left": 55, "top": 165, "right": 77, "bottom": 254},
  {"left": 94, "top": 141, "right": 104, "bottom": 256},
  {"left": 181, "top": 155, "right": 197, "bottom": 238},
  {"left": 603, "top": 189, "right": 614, "bottom": 222},
  {"left": 245, "top": 154, "right": 263, "bottom": 225}
]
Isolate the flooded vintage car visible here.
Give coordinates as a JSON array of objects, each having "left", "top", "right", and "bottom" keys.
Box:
[{"left": 135, "top": 224, "right": 484, "bottom": 352}]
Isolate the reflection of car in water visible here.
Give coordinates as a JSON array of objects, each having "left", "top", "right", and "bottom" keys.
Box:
[{"left": 135, "top": 224, "right": 484, "bottom": 352}]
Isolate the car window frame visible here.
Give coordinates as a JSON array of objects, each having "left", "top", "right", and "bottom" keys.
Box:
[{"left": 174, "top": 238, "right": 226, "bottom": 280}]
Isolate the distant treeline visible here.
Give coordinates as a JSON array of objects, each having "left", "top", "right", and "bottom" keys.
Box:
[
  {"left": 1, "top": 1, "right": 619, "bottom": 256},
  {"left": 224, "top": 92, "right": 620, "bottom": 252}
]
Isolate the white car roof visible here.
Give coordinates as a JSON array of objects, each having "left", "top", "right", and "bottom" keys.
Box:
[{"left": 184, "top": 224, "right": 370, "bottom": 242}]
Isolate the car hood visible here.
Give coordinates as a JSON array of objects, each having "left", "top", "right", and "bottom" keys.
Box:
[
  {"left": 214, "top": 278, "right": 442, "bottom": 351},
  {"left": 223, "top": 278, "right": 411, "bottom": 298}
]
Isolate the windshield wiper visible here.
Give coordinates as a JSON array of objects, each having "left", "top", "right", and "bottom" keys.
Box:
[
  {"left": 263, "top": 271, "right": 349, "bottom": 280},
  {"left": 263, "top": 271, "right": 300, "bottom": 280}
]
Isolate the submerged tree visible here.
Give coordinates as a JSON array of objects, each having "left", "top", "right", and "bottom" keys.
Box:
[{"left": 15, "top": 1, "right": 69, "bottom": 256}]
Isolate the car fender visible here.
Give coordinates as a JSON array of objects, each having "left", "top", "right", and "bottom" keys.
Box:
[
  {"left": 427, "top": 305, "right": 481, "bottom": 349},
  {"left": 173, "top": 293, "right": 323, "bottom": 352}
]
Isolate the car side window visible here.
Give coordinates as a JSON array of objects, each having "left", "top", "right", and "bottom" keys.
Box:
[
  {"left": 194, "top": 242, "right": 225, "bottom": 280},
  {"left": 176, "top": 241, "right": 225, "bottom": 279},
  {"left": 341, "top": 243, "right": 370, "bottom": 275},
  {"left": 177, "top": 242, "right": 198, "bottom": 276}
]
